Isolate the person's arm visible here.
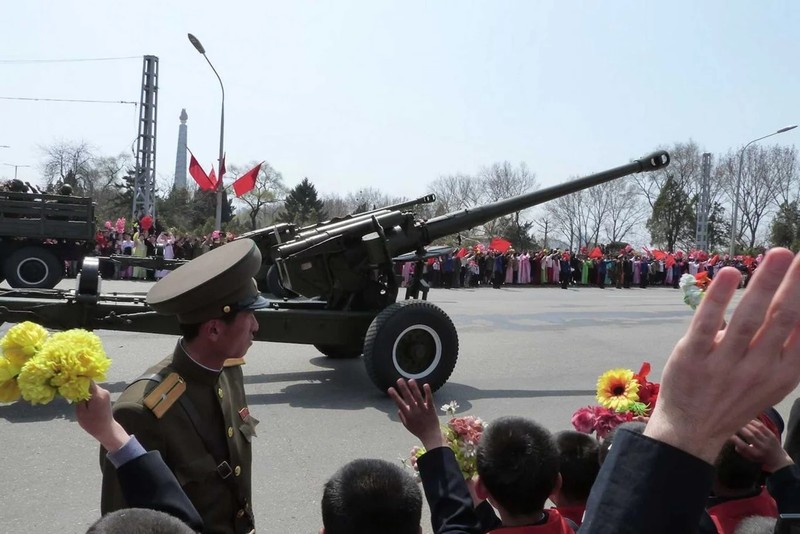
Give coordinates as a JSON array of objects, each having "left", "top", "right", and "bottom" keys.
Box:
[
  {"left": 77, "top": 383, "right": 203, "bottom": 531},
  {"left": 584, "top": 249, "right": 800, "bottom": 533},
  {"left": 732, "top": 419, "right": 799, "bottom": 513},
  {"left": 388, "top": 379, "right": 483, "bottom": 534}
]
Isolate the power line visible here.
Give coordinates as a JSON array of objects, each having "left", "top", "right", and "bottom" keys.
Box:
[
  {"left": 0, "top": 56, "right": 141, "bottom": 64},
  {"left": 0, "top": 96, "right": 137, "bottom": 106}
]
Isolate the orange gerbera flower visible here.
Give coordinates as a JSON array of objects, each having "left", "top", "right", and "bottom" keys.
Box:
[{"left": 596, "top": 368, "right": 639, "bottom": 411}]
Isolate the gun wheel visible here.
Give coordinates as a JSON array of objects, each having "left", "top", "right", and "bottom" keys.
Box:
[{"left": 363, "top": 300, "right": 458, "bottom": 394}]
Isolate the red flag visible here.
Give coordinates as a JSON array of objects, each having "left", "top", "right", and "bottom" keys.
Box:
[
  {"left": 665, "top": 254, "right": 675, "bottom": 268},
  {"left": 219, "top": 153, "right": 226, "bottom": 181},
  {"left": 489, "top": 237, "right": 512, "bottom": 253},
  {"left": 208, "top": 166, "right": 218, "bottom": 190},
  {"left": 708, "top": 254, "right": 720, "bottom": 266},
  {"left": 589, "top": 246, "right": 603, "bottom": 259},
  {"left": 233, "top": 162, "right": 263, "bottom": 197},
  {"left": 188, "top": 152, "right": 215, "bottom": 190},
  {"left": 653, "top": 250, "right": 667, "bottom": 261},
  {"left": 456, "top": 247, "right": 468, "bottom": 258}
]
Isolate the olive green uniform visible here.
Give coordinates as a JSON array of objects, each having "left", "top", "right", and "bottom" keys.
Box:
[{"left": 100, "top": 342, "right": 258, "bottom": 533}]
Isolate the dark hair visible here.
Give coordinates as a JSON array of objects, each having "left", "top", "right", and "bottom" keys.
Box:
[
  {"left": 598, "top": 421, "right": 647, "bottom": 465},
  {"left": 179, "top": 311, "right": 241, "bottom": 341},
  {"left": 555, "top": 430, "right": 601, "bottom": 503},
  {"left": 714, "top": 441, "right": 762, "bottom": 491},
  {"left": 86, "top": 508, "right": 195, "bottom": 533},
  {"left": 476, "top": 416, "right": 559, "bottom": 515},
  {"left": 321, "top": 458, "right": 422, "bottom": 534}
]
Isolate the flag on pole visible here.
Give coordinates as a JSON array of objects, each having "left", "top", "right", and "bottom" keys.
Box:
[
  {"left": 188, "top": 150, "right": 215, "bottom": 190},
  {"left": 589, "top": 246, "right": 603, "bottom": 259},
  {"left": 219, "top": 153, "right": 226, "bottom": 181},
  {"left": 208, "top": 166, "right": 217, "bottom": 190},
  {"left": 232, "top": 162, "right": 263, "bottom": 197}
]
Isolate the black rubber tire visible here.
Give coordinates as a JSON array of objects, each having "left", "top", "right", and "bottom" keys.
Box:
[
  {"left": 4, "top": 247, "right": 63, "bottom": 289},
  {"left": 314, "top": 343, "right": 363, "bottom": 359},
  {"left": 363, "top": 300, "right": 458, "bottom": 393}
]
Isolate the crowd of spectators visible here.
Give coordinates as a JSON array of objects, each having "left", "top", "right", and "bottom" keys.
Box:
[
  {"left": 85, "top": 226, "right": 235, "bottom": 281},
  {"left": 404, "top": 247, "right": 758, "bottom": 291}
]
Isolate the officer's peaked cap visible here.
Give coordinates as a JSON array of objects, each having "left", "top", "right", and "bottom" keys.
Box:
[{"left": 147, "top": 238, "right": 268, "bottom": 324}]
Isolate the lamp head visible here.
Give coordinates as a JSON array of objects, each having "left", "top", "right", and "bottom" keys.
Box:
[
  {"left": 777, "top": 125, "right": 798, "bottom": 134},
  {"left": 187, "top": 33, "right": 206, "bottom": 54}
]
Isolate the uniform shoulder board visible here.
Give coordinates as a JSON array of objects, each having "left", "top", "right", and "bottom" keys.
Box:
[
  {"left": 142, "top": 372, "right": 186, "bottom": 419},
  {"left": 223, "top": 357, "right": 246, "bottom": 367}
]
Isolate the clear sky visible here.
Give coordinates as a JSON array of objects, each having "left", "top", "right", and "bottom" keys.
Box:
[{"left": 1, "top": 0, "right": 798, "bottom": 198}]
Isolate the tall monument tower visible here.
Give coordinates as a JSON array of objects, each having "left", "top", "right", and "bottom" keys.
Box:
[{"left": 173, "top": 109, "right": 188, "bottom": 189}]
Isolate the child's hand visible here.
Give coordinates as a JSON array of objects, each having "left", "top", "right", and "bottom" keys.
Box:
[
  {"left": 731, "top": 419, "right": 794, "bottom": 473},
  {"left": 388, "top": 379, "right": 446, "bottom": 450}
]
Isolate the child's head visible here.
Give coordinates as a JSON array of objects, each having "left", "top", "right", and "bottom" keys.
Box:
[
  {"left": 553, "top": 431, "right": 601, "bottom": 506},
  {"left": 321, "top": 458, "right": 422, "bottom": 534},
  {"left": 476, "top": 416, "right": 560, "bottom": 516}
]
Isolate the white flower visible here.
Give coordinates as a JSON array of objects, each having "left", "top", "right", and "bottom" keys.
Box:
[
  {"left": 678, "top": 274, "right": 704, "bottom": 310},
  {"left": 441, "top": 401, "right": 460, "bottom": 416},
  {"left": 678, "top": 274, "right": 697, "bottom": 291}
]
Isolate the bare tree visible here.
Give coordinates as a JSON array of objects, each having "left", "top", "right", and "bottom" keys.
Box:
[
  {"left": 599, "top": 178, "right": 647, "bottom": 243},
  {"left": 768, "top": 145, "right": 799, "bottom": 208},
  {"left": 320, "top": 193, "right": 350, "bottom": 219},
  {"left": 39, "top": 141, "right": 96, "bottom": 194},
  {"left": 478, "top": 161, "right": 538, "bottom": 239},
  {"left": 718, "top": 147, "right": 778, "bottom": 249},
  {"left": 543, "top": 188, "right": 588, "bottom": 250},
  {"left": 345, "top": 187, "right": 407, "bottom": 213},
  {"left": 232, "top": 162, "right": 285, "bottom": 231},
  {"left": 427, "top": 173, "right": 479, "bottom": 216}
]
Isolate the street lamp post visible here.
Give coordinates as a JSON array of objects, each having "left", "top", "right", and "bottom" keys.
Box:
[
  {"left": 2, "top": 163, "right": 31, "bottom": 180},
  {"left": 729, "top": 125, "right": 797, "bottom": 258},
  {"left": 188, "top": 33, "right": 225, "bottom": 232}
]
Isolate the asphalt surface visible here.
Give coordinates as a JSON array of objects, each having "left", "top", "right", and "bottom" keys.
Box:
[{"left": 0, "top": 280, "right": 792, "bottom": 533}]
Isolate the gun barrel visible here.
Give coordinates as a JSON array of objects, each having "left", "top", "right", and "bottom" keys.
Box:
[{"left": 390, "top": 151, "right": 669, "bottom": 252}]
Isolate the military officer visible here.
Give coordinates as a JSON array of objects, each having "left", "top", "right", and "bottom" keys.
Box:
[{"left": 100, "top": 238, "right": 268, "bottom": 534}]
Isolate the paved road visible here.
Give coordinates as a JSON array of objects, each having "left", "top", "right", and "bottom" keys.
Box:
[{"left": 0, "top": 281, "right": 789, "bottom": 533}]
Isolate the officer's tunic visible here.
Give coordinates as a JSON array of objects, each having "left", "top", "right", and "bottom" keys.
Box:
[{"left": 100, "top": 342, "right": 257, "bottom": 534}]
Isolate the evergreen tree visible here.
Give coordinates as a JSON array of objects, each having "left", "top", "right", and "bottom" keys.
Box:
[
  {"left": 646, "top": 176, "right": 695, "bottom": 251},
  {"left": 770, "top": 201, "right": 800, "bottom": 250},
  {"left": 278, "top": 177, "right": 327, "bottom": 225}
]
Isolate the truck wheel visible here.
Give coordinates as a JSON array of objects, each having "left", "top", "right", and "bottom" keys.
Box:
[
  {"left": 314, "top": 343, "right": 363, "bottom": 359},
  {"left": 4, "top": 247, "right": 63, "bottom": 289},
  {"left": 363, "top": 300, "right": 458, "bottom": 393}
]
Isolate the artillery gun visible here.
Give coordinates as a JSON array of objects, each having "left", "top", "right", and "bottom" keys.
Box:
[
  {"left": 0, "top": 151, "right": 669, "bottom": 393},
  {"left": 239, "top": 194, "right": 437, "bottom": 297}
]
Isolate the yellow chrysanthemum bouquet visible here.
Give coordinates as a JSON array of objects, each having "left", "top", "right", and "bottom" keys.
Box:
[{"left": 0, "top": 321, "right": 111, "bottom": 404}]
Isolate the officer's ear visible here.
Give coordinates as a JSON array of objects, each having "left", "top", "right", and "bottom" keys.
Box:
[{"left": 201, "top": 319, "right": 223, "bottom": 341}]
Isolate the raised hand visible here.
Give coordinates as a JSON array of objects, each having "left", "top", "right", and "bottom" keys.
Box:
[
  {"left": 388, "top": 379, "right": 447, "bottom": 450},
  {"left": 75, "top": 382, "right": 130, "bottom": 452},
  {"left": 731, "top": 419, "right": 794, "bottom": 473},
  {"left": 645, "top": 248, "right": 800, "bottom": 464}
]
